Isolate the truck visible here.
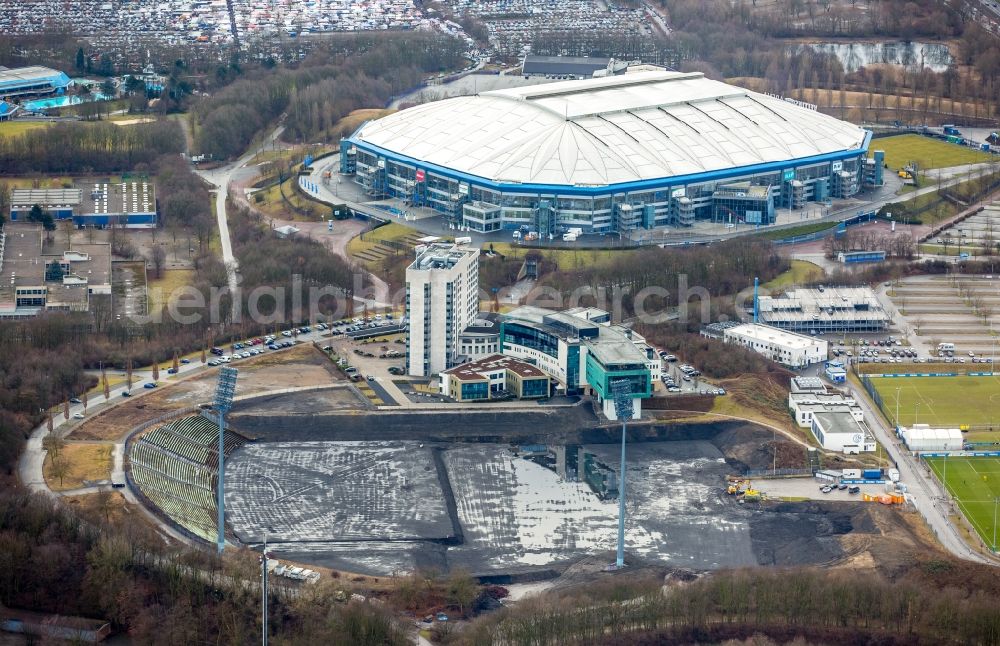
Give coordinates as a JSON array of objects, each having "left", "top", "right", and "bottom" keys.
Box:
[
  {"left": 861, "top": 468, "right": 882, "bottom": 480},
  {"left": 454, "top": 236, "right": 472, "bottom": 245},
  {"left": 943, "top": 125, "right": 961, "bottom": 136},
  {"left": 887, "top": 468, "right": 900, "bottom": 483},
  {"left": 562, "top": 232, "right": 577, "bottom": 241},
  {"left": 842, "top": 468, "right": 862, "bottom": 479}
]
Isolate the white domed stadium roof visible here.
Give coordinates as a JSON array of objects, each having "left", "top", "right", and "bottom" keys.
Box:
[{"left": 353, "top": 71, "right": 868, "bottom": 187}]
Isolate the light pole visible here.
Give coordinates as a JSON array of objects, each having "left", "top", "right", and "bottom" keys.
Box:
[
  {"left": 993, "top": 497, "right": 999, "bottom": 553},
  {"left": 610, "top": 378, "right": 634, "bottom": 570},
  {"left": 895, "top": 388, "right": 902, "bottom": 435},
  {"left": 261, "top": 531, "right": 269, "bottom": 646},
  {"left": 214, "top": 366, "right": 239, "bottom": 554}
]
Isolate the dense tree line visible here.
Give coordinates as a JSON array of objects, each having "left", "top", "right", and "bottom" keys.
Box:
[
  {"left": 0, "top": 121, "right": 183, "bottom": 174},
  {"left": 0, "top": 491, "right": 408, "bottom": 644},
  {"left": 536, "top": 238, "right": 787, "bottom": 319},
  {"left": 459, "top": 566, "right": 1000, "bottom": 645},
  {"left": 155, "top": 154, "right": 216, "bottom": 253},
  {"left": 229, "top": 201, "right": 357, "bottom": 320},
  {"left": 194, "top": 32, "right": 465, "bottom": 158}
]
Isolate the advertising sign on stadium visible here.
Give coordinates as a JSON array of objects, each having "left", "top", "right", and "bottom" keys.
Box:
[
  {"left": 458, "top": 183, "right": 469, "bottom": 195},
  {"left": 782, "top": 169, "right": 795, "bottom": 181},
  {"left": 670, "top": 187, "right": 686, "bottom": 198},
  {"left": 832, "top": 161, "right": 843, "bottom": 172},
  {"left": 745, "top": 211, "right": 762, "bottom": 224},
  {"left": 415, "top": 169, "right": 425, "bottom": 182}
]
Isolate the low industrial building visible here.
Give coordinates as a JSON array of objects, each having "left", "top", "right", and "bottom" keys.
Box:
[
  {"left": 705, "top": 322, "right": 827, "bottom": 368},
  {"left": 825, "top": 361, "right": 847, "bottom": 383},
  {"left": 899, "top": 424, "right": 963, "bottom": 452},
  {"left": 837, "top": 250, "right": 886, "bottom": 264},
  {"left": 788, "top": 383, "right": 864, "bottom": 429},
  {"left": 520, "top": 55, "right": 628, "bottom": 79},
  {"left": 756, "top": 286, "right": 890, "bottom": 333},
  {"left": 811, "top": 410, "right": 877, "bottom": 454},
  {"left": 440, "top": 354, "right": 550, "bottom": 402},
  {"left": 9, "top": 180, "right": 157, "bottom": 228},
  {"left": 0, "top": 65, "right": 71, "bottom": 99},
  {"left": 787, "top": 377, "right": 875, "bottom": 453},
  {"left": 0, "top": 223, "right": 112, "bottom": 318},
  {"left": 500, "top": 306, "right": 653, "bottom": 420}
]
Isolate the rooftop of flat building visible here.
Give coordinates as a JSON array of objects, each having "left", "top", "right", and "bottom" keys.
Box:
[
  {"left": 813, "top": 410, "right": 867, "bottom": 436},
  {"left": 408, "top": 241, "right": 478, "bottom": 272},
  {"left": 0, "top": 223, "right": 111, "bottom": 305},
  {"left": 444, "top": 354, "right": 548, "bottom": 382},
  {"left": 12, "top": 180, "right": 156, "bottom": 216},
  {"left": 726, "top": 323, "right": 825, "bottom": 349}
]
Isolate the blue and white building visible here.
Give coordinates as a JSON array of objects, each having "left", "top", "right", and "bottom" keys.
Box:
[
  {"left": 341, "top": 70, "right": 871, "bottom": 237},
  {"left": 0, "top": 66, "right": 71, "bottom": 99},
  {"left": 10, "top": 181, "right": 157, "bottom": 228}
]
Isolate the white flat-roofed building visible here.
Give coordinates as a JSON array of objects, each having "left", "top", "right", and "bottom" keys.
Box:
[
  {"left": 900, "top": 424, "right": 963, "bottom": 452},
  {"left": 720, "top": 323, "right": 827, "bottom": 368},
  {"left": 405, "top": 242, "right": 479, "bottom": 376},
  {"left": 811, "top": 411, "right": 877, "bottom": 454}
]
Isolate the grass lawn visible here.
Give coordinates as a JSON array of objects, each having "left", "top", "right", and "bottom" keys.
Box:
[
  {"left": 918, "top": 243, "right": 985, "bottom": 256},
  {"left": 0, "top": 120, "right": 51, "bottom": 136},
  {"left": 486, "top": 242, "right": 631, "bottom": 271},
  {"left": 147, "top": 268, "right": 194, "bottom": 313},
  {"left": 872, "top": 134, "right": 991, "bottom": 172},
  {"left": 44, "top": 442, "right": 113, "bottom": 491},
  {"left": 750, "top": 221, "right": 838, "bottom": 241},
  {"left": 333, "top": 109, "right": 394, "bottom": 136},
  {"left": 869, "top": 374, "right": 1000, "bottom": 428},
  {"left": 926, "top": 456, "right": 1000, "bottom": 551},
  {"left": 347, "top": 221, "right": 424, "bottom": 267},
  {"left": 764, "top": 259, "right": 823, "bottom": 289}
]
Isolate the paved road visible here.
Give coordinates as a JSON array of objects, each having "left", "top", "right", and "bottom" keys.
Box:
[
  {"left": 845, "top": 378, "right": 997, "bottom": 564},
  {"left": 196, "top": 125, "right": 286, "bottom": 295},
  {"left": 17, "top": 328, "right": 336, "bottom": 528}
]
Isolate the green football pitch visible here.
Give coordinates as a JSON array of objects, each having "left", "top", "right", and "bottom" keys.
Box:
[
  {"left": 926, "top": 456, "right": 1000, "bottom": 551},
  {"left": 868, "top": 375, "right": 1000, "bottom": 428}
]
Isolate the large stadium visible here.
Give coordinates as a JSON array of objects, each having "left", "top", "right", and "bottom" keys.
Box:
[{"left": 340, "top": 70, "right": 874, "bottom": 236}]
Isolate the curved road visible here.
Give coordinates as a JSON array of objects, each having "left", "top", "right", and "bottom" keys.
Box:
[{"left": 196, "top": 125, "right": 286, "bottom": 295}]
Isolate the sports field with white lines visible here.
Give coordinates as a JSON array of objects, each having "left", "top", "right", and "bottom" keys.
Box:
[
  {"left": 926, "top": 456, "right": 1000, "bottom": 552},
  {"left": 869, "top": 374, "right": 1000, "bottom": 429}
]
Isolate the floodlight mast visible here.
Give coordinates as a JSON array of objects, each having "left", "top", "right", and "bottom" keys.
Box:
[
  {"left": 213, "top": 366, "right": 239, "bottom": 555},
  {"left": 611, "top": 378, "right": 634, "bottom": 569}
]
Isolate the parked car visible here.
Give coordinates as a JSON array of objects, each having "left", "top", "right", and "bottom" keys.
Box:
[
  {"left": 180, "top": 358, "right": 191, "bottom": 364},
  {"left": 73, "top": 412, "right": 85, "bottom": 419},
  {"left": 69, "top": 397, "right": 82, "bottom": 404},
  {"left": 167, "top": 368, "right": 178, "bottom": 374},
  {"left": 143, "top": 382, "right": 157, "bottom": 389}
]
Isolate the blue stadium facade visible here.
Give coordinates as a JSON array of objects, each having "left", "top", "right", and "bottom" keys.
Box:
[{"left": 340, "top": 71, "right": 874, "bottom": 237}]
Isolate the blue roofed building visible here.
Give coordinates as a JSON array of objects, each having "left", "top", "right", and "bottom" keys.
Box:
[
  {"left": 0, "top": 66, "right": 72, "bottom": 99},
  {"left": 0, "top": 101, "right": 17, "bottom": 120}
]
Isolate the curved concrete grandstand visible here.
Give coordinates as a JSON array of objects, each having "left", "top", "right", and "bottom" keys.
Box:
[
  {"left": 127, "top": 414, "right": 248, "bottom": 542},
  {"left": 343, "top": 70, "right": 872, "bottom": 234}
]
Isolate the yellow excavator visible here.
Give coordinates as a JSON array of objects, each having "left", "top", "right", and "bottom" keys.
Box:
[{"left": 726, "top": 477, "right": 762, "bottom": 501}]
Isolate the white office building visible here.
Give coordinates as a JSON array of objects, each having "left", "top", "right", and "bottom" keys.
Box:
[
  {"left": 721, "top": 323, "right": 827, "bottom": 368},
  {"left": 405, "top": 242, "right": 480, "bottom": 376}
]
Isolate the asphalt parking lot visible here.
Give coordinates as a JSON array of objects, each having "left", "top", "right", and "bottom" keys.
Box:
[{"left": 755, "top": 477, "right": 888, "bottom": 502}]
